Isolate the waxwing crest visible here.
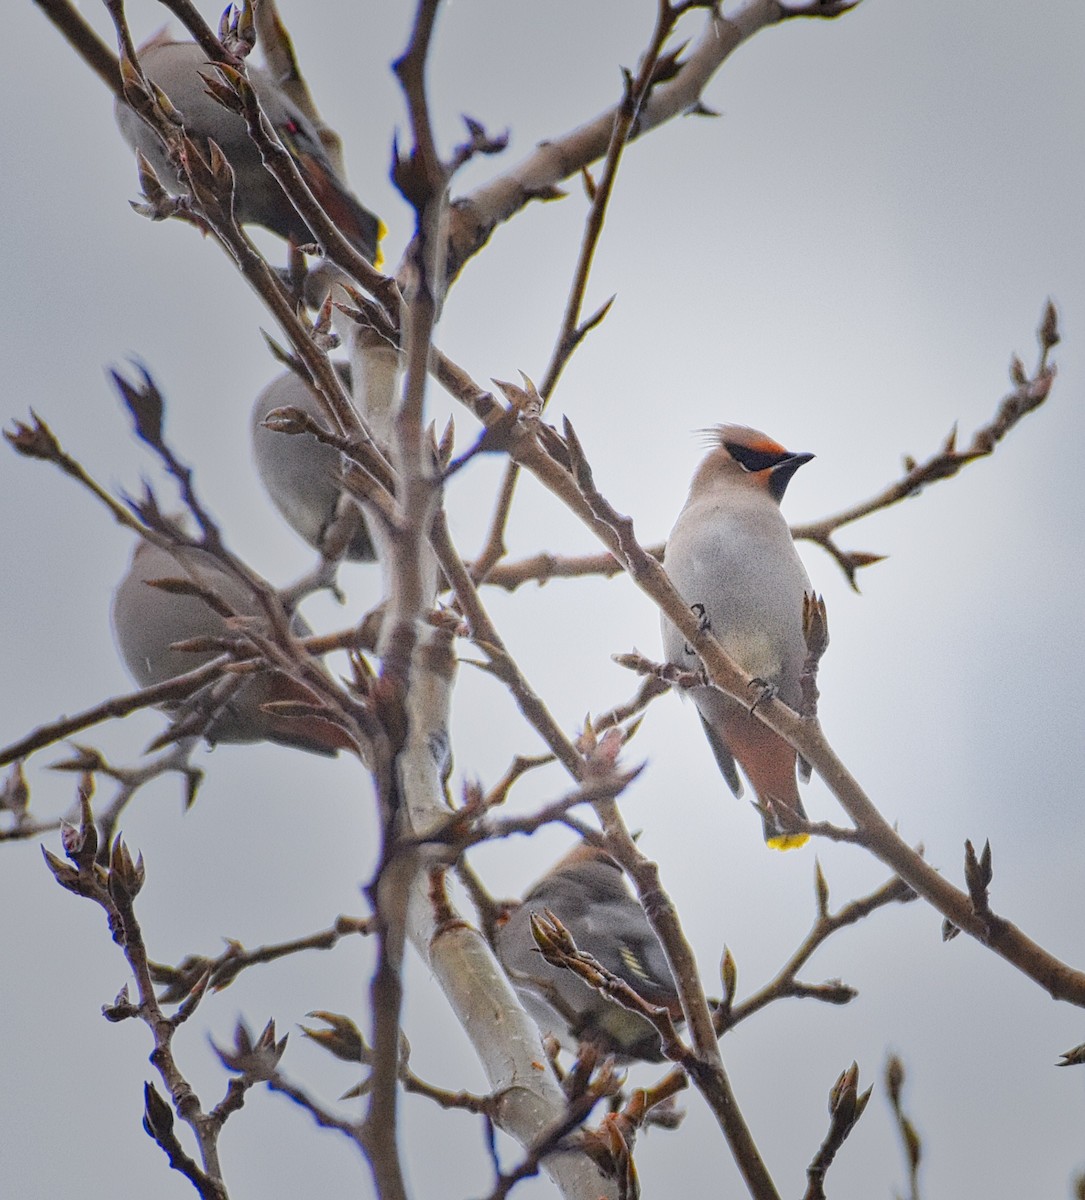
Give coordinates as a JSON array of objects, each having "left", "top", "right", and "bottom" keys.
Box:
[
  {"left": 701, "top": 424, "right": 790, "bottom": 456},
  {"left": 698, "top": 424, "right": 813, "bottom": 501}
]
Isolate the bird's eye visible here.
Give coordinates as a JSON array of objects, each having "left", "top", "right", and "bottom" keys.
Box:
[{"left": 724, "top": 443, "right": 789, "bottom": 473}]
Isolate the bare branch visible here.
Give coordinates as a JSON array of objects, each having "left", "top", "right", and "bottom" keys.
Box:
[
  {"left": 478, "top": 547, "right": 635, "bottom": 591},
  {"left": 803, "top": 1062, "right": 872, "bottom": 1200},
  {"left": 791, "top": 310, "right": 1058, "bottom": 588},
  {"left": 445, "top": 0, "right": 866, "bottom": 282},
  {"left": 32, "top": 0, "right": 121, "bottom": 94},
  {"left": 720, "top": 869, "right": 916, "bottom": 1032},
  {"left": 886, "top": 1055, "right": 924, "bottom": 1200},
  {"left": 150, "top": 915, "right": 374, "bottom": 1004}
]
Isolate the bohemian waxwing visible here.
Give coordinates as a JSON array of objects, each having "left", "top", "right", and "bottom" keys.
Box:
[
  {"left": 494, "top": 842, "right": 682, "bottom": 1062},
  {"left": 660, "top": 425, "right": 815, "bottom": 850},
  {"left": 251, "top": 366, "right": 375, "bottom": 562},
  {"left": 111, "top": 538, "right": 353, "bottom": 754},
  {"left": 114, "top": 38, "right": 383, "bottom": 262}
]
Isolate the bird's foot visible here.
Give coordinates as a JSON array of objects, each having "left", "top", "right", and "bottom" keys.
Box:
[
  {"left": 682, "top": 602, "right": 712, "bottom": 657},
  {"left": 746, "top": 678, "right": 777, "bottom": 715}
]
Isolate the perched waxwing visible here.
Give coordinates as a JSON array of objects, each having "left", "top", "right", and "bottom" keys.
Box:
[
  {"left": 661, "top": 425, "right": 815, "bottom": 850},
  {"left": 114, "top": 38, "right": 383, "bottom": 262},
  {"left": 111, "top": 539, "right": 353, "bottom": 754},
  {"left": 494, "top": 842, "right": 682, "bottom": 1063},
  {"left": 251, "top": 366, "right": 375, "bottom": 561}
]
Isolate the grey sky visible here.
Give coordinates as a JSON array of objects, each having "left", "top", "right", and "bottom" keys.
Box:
[{"left": 3, "top": 2, "right": 1084, "bottom": 1197}]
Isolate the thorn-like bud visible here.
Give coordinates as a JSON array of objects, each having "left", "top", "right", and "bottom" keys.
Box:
[
  {"left": 184, "top": 768, "right": 205, "bottom": 811},
  {"left": 108, "top": 837, "right": 146, "bottom": 905},
  {"left": 814, "top": 858, "right": 830, "bottom": 917},
  {"left": 1039, "top": 299, "right": 1060, "bottom": 350},
  {"left": 110, "top": 363, "right": 165, "bottom": 449},
  {"left": 142, "top": 1081, "right": 176, "bottom": 1144},
  {"left": 214, "top": 1018, "right": 288, "bottom": 1079},
  {"left": 102, "top": 983, "right": 138, "bottom": 1022},
  {"left": 963, "top": 837, "right": 993, "bottom": 912},
  {"left": 0, "top": 760, "right": 29, "bottom": 817},
  {"left": 41, "top": 846, "right": 83, "bottom": 893},
  {"left": 845, "top": 551, "right": 887, "bottom": 570},
  {"left": 207, "top": 137, "right": 236, "bottom": 192},
  {"left": 1057, "top": 1042, "right": 1085, "bottom": 1067},
  {"left": 829, "top": 1061, "right": 859, "bottom": 1125},
  {"left": 151, "top": 80, "right": 184, "bottom": 126},
  {"left": 261, "top": 404, "right": 316, "bottom": 436},
  {"left": 437, "top": 416, "right": 456, "bottom": 469},
  {"left": 4, "top": 411, "right": 64, "bottom": 461},
  {"left": 301, "top": 1011, "right": 369, "bottom": 1063},
  {"left": 719, "top": 945, "right": 737, "bottom": 1011}
]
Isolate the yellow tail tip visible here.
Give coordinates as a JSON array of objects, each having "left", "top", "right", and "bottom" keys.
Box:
[
  {"left": 373, "top": 219, "right": 389, "bottom": 271},
  {"left": 766, "top": 832, "right": 810, "bottom": 852}
]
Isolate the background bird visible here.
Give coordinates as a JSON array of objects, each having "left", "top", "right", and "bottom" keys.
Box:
[
  {"left": 660, "top": 424, "right": 815, "bottom": 849},
  {"left": 111, "top": 538, "right": 353, "bottom": 754},
  {"left": 114, "top": 37, "right": 383, "bottom": 262},
  {"left": 251, "top": 365, "right": 375, "bottom": 562},
  {"left": 494, "top": 841, "right": 683, "bottom": 1062}
]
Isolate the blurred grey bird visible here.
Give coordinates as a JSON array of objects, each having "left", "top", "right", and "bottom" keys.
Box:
[
  {"left": 661, "top": 424, "right": 814, "bottom": 849},
  {"left": 114, "top": 37, "right": 383, "bottom": 262},
  {"left": 251, "top": 365, "right": 375, "bottom": 562},
  {"left": 494, "top": 842, "right": 682, "bottom": 1062},
  {"left": 112, "top": 538, "right": 353, "bottom": 754}
]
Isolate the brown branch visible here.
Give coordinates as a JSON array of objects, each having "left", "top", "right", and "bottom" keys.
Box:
[
  {"left": 154, "top": 0, "right": 231, "bottom": 65},
  {"left": 803, "top": 1063, "right": 872, "bottom": 1200},
  {"left": 429, "top": 312, "right": 1078, "bottom": 1015},
  {"left": 209, "top": 56, "right": 393, "bottom": 304},
  {"left": 529, "top": 909, "right": 692, "bottom": 1066},
  {"left": 401, "top": 1070, "right": 497, "bottom": 1114},
  {"left": 150, "top": 915, "right": 374, "bottom": 1004},
  {"left": 264, "top": 1071, "right": 363, "bottom": 1140},
  {"left": 464, "top": 304, "right": 1059, "bottom": 593},
  {"left": 44, "top": 793, "right": 231, "bottom": 1193},
  {"left": 414, "top": 770, "right": 639, "bottom": 861},
  {"left": 0, "top": 659, "right": 228, "bottom": 768},
  {"left": 430, "top": 509, "right": 585, "bottom": 778},
  {"left": 470, "top": 452, "right": 521, "bottom": 582},
  {"left": 469, "top": 1, "right": 681, "bottom": 584},
  {"left": 32, "top": 0, "right": 121, "bottom": 94},
  {"left": 886, "top": 1056, "right": 923, "bottom": 1200},
  {"left": 445, "top": 0, "right": 864, "bottom": 284},
  {"left": 595, "top": 811, "right": 781, "bottom": 1200},
  {"left": 791, "top": 304, "right": 1059, "bottom": 588},
  {"left": 483, "top": 1085, "right": 616, "bottom": 1200},
  {"left": 719, "top": 869, "right": 915, "bottom": 1033},
  {"left": 251, "top": 0, "right": 348, "bottom": 175},
  {"left": 539, "top": 4, "right": 678, "bottom": 403},
  {"left": 479, "top": 546, "right": 639, "bottom": 591},
  {"left": 557, "top": 410, "right": 1085, "bottom": 1006},
  {"left": 593, "top": 674, "right": 672, "bottom": 733}
]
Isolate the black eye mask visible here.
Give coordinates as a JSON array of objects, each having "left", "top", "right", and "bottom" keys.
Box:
[{"left": 723, "top": 442, "right": 791, "bottom": 473}]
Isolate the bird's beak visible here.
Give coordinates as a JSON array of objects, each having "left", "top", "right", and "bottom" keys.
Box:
[{"left": 769, "top": 451, "right": 814, "bottom": 500}]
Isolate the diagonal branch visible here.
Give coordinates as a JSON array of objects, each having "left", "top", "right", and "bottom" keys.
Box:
[{"left": 445, "top": 0, "right": 864, "bottom": 283}]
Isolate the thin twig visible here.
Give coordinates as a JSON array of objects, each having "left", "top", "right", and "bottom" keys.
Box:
[
  {"left": 720, "top": 870, "right": 915, "bottom": 1032},
  {"left": 791, "top": 309, "right": 1058, "bottom": 588},
  {"left": 150, "top": 915, "right": 374, "bottom": 1003}
]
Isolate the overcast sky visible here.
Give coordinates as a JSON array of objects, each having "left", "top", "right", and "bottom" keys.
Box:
[{"left": 3, "top": 2, "right": 1085, "bottom": 1197}]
